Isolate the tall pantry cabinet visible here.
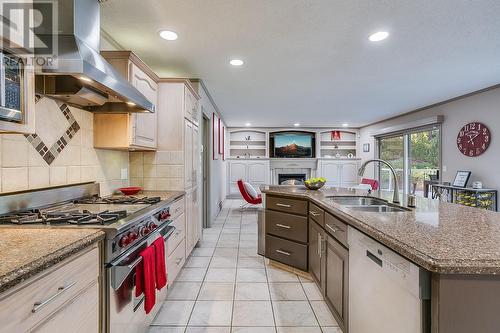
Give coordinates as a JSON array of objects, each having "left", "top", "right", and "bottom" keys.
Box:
[{"left": 157, "top": 79, "right": 202, "bottom": 256}]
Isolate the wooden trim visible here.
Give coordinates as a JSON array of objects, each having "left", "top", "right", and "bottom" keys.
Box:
[{"left": 100, "top": 50, "right": 160, "bottom": 82}]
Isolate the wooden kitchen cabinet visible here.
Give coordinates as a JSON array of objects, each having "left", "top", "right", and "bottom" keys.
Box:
[
  {"left": 94, "top": 51, "right": 159, "bottom": 150},
  {"left": 228, "top": 159, "right": 270, "bottom": 196},
  {"left": 318, "top": 159, "right": 360, "bottom": 188},
  {"left": 309, "top": 220, "right": 325, "bottom": 289},
  {"left": 0, "top": 244, "right": 100, "bottom": 333},
  {"left": 325, "top": 233, "right": 349, "bottom": 332}
]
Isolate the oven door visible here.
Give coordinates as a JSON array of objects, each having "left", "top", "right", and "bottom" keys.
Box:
[{"left": 107, "top": 223, "right": 174, "bottom": 333}]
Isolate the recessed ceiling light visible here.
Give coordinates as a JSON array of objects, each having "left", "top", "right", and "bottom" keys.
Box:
[
  {"left": 245, "top": 122, "right": 251, "bottom": 127},
  {"left": 368, "top": 31, "right": 389, "bottom": 42},
  {"left": 79, "top": 76, "right": 92, "bottom": 82},
  {"left": 342, "top": 123, "right": 349, "bottom": 127},
  {"left": 230, "top": 59, "right": 244, "bottom": 66},
  {"left": 159, "top": 30, "right": 178, "bottom": 41},
  {"left": 294, "top": 123, "right": 300, "bottom": 127},
  {"left": 126, "top": 101, "right": 136, "bottom": 106}
]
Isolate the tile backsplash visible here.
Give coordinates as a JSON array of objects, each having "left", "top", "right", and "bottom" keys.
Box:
[
  {"left": 0, "top": 97, "right": 129, "bottom": 195},
  {"left": 130, "top": 151, "right": 184, "bottom": 191}
]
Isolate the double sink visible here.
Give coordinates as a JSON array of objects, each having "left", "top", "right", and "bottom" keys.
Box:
[{"left": 327, "top": 196, "right": 410, "bottom": 213}]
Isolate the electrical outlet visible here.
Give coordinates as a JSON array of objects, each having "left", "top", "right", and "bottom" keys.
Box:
[{"left": 121, "top": 168, "right": 128, "bottom": 180}]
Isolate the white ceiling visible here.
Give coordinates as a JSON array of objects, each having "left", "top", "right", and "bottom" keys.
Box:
[{"left": 101, "top": 0, "right": 500, "bottom": 128}]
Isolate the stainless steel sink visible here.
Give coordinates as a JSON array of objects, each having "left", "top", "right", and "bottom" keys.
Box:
[
  {"left": 328, "top": 196, "right": 388, "bottom": 206},
  {"left": 346, "top": 205, "right": 409, "bottom": 213},
  {"left": 327, "top": 196, "right": 410, "bottom": 213}
]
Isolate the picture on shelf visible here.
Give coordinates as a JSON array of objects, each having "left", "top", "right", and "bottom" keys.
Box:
[{"left": 453, "top": 170, "right": 471, "bottom": 188}]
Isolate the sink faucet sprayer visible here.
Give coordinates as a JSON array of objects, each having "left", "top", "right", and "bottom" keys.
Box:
[{"left": 358, "top": 159, "right": 400, "bottom": 204}]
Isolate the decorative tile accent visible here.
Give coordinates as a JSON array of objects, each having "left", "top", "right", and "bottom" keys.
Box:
[{"left": 24, "top": 102, "right": 80, "bottom": 165}]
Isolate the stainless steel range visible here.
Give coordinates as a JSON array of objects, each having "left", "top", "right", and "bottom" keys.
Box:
[{"left": 0, "top": 182, "right": 184, "bottom": 333}]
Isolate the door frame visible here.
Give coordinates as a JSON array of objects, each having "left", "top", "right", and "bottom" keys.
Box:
[{"left": 202, "top": 113, "right": 211, "bottom": 228}]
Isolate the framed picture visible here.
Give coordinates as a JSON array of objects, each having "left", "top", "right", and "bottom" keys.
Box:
[
  {"left": 222, "top": 126, "right": 225, "bottom": 161},
  {"left": 212, "top": 112, "right": 219, "bottom": 160},
  {"left": 363, "top": 143, "right": 370, "bottom": 152},
  {"left": 218, "top": 117, "right": 222, "bottom": 154},
  {"left": 453, "top": 170, "right": 471, "bottom": 188}
]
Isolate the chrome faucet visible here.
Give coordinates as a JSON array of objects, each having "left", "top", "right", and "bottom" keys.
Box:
[{"left": 358, "top": 159, "right": 400, "bottom": 204}]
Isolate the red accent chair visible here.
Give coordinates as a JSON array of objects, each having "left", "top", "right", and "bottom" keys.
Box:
[
  {"left": 237, "top": 179, "right": 262, "bottom": 210},
  {"left": 361, "top": 178, "right": 379, "bottom": 190}
]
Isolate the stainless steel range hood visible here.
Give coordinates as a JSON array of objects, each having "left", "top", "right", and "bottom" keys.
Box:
[{"left": 34, "top": 0, "right": 154, "bottom": 113}]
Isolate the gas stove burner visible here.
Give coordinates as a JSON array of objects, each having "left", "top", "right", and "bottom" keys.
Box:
[
  {"left": 74, "top": 195, "right": 161, "bottom": 205},
  {"left": 68, "top": 210, "right": 127, "bottom": 225},
  {"left": 0, "top": 209, "right": 128, "bottom": 225}
]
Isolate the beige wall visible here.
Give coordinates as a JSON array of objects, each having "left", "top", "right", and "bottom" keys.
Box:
[
  {"left": 0, "top": 98, "right": 129, "bottom": 195},
  {"left": 359, "top": 86, "right": 500, "bottom": 189}
]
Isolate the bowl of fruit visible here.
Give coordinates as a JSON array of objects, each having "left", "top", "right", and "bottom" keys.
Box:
[{"left": 304, "top": 177, "right": 326, "bottom": 190}]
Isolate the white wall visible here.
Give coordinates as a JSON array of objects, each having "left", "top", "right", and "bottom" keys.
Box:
[
  {"left": 198, "top": 84, "right": 227, "bottom": 222},
  {"left": 358, "top": 86, "right": 500, "bottom": 189}
]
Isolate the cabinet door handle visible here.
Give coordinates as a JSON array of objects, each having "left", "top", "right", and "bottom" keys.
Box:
[
  {"left": 276, "top": 223, "right": 291, "bottom": 229},
  {"left": 275, "top": 249, "right": 291, "bottom": 256},
  {"left": 309, "top": 210, "right": 320, "bottom": 217},
  {"left": 326, "top": 224, "right": 338, "bottom": 233},
  {"left": 275, "top": 203, "right": 291, "bottom": 208},
  {"left": 32, "top": 281, "right": 77, "bottom": 313}
]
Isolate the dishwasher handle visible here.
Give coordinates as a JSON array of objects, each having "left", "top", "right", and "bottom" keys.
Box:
[{"left": 366, "top": 250, "right": 383, "bottom": 267}]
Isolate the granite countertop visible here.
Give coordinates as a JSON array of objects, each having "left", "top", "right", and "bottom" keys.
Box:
[
  {"left": 261, "top": 185, "right": 500, "bottom": 275},
  {"left": 0, "top": 228, "right": 105, "bottom": 294},
  {"left": 130, "top": 190, "right": 185, "bottom": 203}
]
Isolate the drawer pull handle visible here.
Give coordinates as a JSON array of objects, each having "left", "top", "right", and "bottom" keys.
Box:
[
  {"left": 309, "top": 211, "right": 320, "bottom": 217},
  {"left": 275, "top": 249, "right": 291, "bottom": 256},
  {"left": 276, "top": 203, "right": 291, "bottom": 208},
  {"left": 276, "top": 223, "right": 291, "bottom": 229},
  {"left": 326, "top": 224, "right": 338, "bottom": 233},
  {"left": 32, "top": 281, "right": 77, "bottom": 313}
]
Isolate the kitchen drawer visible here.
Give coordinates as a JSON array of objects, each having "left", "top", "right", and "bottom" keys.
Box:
[
  {"left": 325, "top": 213, "right": 348, "bottom": 246},
  {"left": 308, "top": 202, "right": 325, "bottom": 227},
  {"left": 266, "top": 235, "right": 308, "bottom": 271},
  {"left": 167, "top": 239, "right": 186, "bottom": 286},
  {"left": 170, "top": 197, "right": 185, "bottom": 220},
  {"left": 267, "top": 195, "right": 308, "bottom": 216},
  {"left": 167, "top": 213, "right": 186, "bottom": 256},
  {"left": 0, "top": 245, "right": 99, "bottom": 333},
  {"left": 266, "top": 210, "right": 308, "bottom": 243}
]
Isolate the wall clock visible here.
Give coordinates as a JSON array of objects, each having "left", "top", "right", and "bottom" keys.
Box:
[{"left": 457, "top": 122, "right": 491, "bottom": 157}]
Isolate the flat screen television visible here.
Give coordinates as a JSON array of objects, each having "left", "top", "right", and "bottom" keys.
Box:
[{"left": 269, "top": 131, "right": 315, "bottom": 158}]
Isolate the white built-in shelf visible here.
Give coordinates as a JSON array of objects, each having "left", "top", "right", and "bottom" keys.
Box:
[
  {"left": 229, "top": 130, "right": 267, "bottom": 158},
  {"left": 319, "top": 130, "right": 358, "bottom": 158}
]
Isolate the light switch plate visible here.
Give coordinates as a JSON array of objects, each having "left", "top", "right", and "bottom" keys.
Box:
[{"left": 121, "top": 168, "right": 128, "bottom": 180}]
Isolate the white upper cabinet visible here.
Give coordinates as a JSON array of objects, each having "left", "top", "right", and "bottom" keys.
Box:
[
  {"left": 129, "top": 62, "right": 158, "bottom": 149},
  {"left": 94, "top": 51, "right": 159, "bottom": 150}
]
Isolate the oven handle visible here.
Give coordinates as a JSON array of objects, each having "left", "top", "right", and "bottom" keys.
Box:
[{"left": 109, "top": 222, "right": 175, "bottom": 290}]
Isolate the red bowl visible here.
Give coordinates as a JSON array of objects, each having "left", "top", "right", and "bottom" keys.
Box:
[{"left": 118, "top": 187, "right": 142, "bottom": 195}]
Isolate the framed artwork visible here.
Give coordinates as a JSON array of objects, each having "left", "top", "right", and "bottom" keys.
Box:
[
  {"left": 218, "top": 117, "right": 222, "bottom": 154},
  {"left": 222, "top": 126, "right": 225, "bottom": 160},
  {"left": 453, "top": 170, "right": 471, "bottom": 188},
  {"left": 212, "top": 112, "right": 219, "bottom": 160}
]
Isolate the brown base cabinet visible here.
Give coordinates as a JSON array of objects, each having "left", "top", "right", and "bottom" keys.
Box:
[
  {"left": 308, "top": 220, "right": 325, "bottom": 289},
  {"left": 324, "top": 233, "right": 349, "bottom": 332}
]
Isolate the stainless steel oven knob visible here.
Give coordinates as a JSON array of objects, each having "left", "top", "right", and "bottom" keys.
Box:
[{"left": 139, "top": 226, "right": 149, "bottom": 236}]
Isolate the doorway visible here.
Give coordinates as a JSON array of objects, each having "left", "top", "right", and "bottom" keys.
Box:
[{"left": 202, "top": 113, "right": 211, "bottom": 228}]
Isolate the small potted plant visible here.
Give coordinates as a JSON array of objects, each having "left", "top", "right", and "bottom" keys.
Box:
[{"left": 304, "top": 177, "right": 326, "bottom": 190}]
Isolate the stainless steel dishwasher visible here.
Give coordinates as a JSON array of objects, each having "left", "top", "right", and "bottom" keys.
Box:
[{"left": 348, "top": 226, "right": 431, "bottom": 333}]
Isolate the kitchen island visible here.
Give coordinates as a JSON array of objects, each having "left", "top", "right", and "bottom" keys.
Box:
[{"left": 261, "top": 185, "right": 500, "bottom": 333}]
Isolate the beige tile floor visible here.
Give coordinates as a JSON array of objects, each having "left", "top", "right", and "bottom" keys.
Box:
[{"left": 150, "top": 200, "right": 342, "bottom": 333}]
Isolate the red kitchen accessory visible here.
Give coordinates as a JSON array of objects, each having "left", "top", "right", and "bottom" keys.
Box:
[
  {"left": 331, "top": 131, "right": 341, "bottom": 140},
  {"left": 152, "top": 237, "right": 167, "bottom": 290},
  {"left": 118, "top": 187, "right": 142, "bottom": 195},
  {"left": 135, "top": 245, "right": 156, "bottom": 314}
]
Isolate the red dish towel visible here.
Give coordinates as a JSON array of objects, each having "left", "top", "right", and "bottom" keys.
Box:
[
  {"left": 153, "top": 237, "right": 167, "bottom": 290},
  {"left": 135, "top": 245, "right": 156, "bottom": 314}
]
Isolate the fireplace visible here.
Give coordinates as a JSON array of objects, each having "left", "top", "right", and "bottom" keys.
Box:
[{"left": 278, "top": 173, "right": 306, "bottom": 185}]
